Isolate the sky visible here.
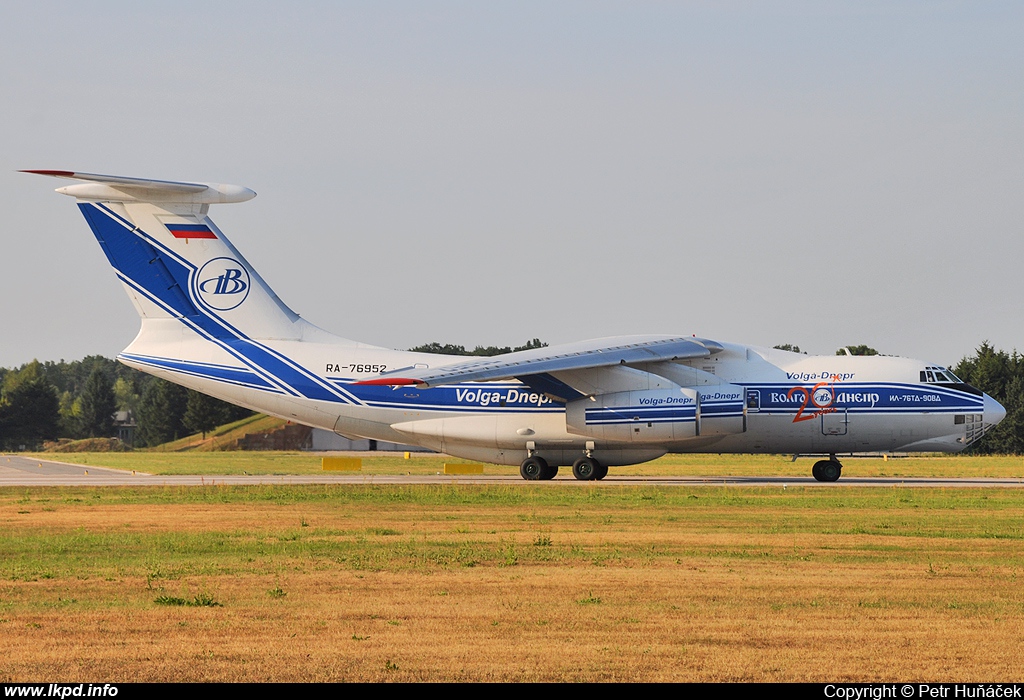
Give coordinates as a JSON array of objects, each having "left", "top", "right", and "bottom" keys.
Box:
[{"left": 2, "top": 1, "right": 1022, "bottom": 368}]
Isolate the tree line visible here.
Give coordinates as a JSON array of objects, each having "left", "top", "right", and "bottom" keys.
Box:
[
  {"left": 408, "top": 338, "right": 547, "bottom": 356},
  {"left": 951, "top": 343, "right": 1024, "bottom": 453},
  {"left": 0, "top": 357, "right": 250, "bottom": 450}
]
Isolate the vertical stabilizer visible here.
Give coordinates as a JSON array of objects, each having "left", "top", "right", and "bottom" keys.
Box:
[
  {"left": 24, "top": 170, "right": 375, "bottom": 425},
  {"left": 24, "top": 170, "right": 310, "bottom": 341}
]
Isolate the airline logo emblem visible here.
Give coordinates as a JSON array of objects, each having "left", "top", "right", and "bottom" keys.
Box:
[{"left": 195, "top": 257, "right": 250, "bottom": 311}]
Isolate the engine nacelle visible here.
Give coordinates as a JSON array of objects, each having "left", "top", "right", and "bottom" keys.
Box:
[
  {"left": 566, "top": 387, "right": 699, "bottom": 443},
  {"left": 694, "top": 385, "right": 746, "bottom": 437},
  {"left": 565, "top": 383, "right": 746, "bottom": 443}
]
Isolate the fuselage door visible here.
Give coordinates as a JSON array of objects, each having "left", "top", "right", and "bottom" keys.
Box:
[
  {"left": 745, "top": 389, "right": 760, "bottom": 413},
  {"left": 821, "top": 409, "right": 848, "bottom": 436}
]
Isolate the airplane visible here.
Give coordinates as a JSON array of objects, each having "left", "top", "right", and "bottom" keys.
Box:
[{"left": 24, "top": 170, "right": 1007, "bottom": 482}]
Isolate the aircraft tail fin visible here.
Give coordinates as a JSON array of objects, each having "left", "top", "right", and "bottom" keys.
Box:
[{"left": 23, "top": 170, "right": 309, "bottom": 341}]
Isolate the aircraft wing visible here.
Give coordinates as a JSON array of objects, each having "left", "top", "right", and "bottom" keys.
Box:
[{"left": 356, "top": 335, "right": 722, "bottom": 388}]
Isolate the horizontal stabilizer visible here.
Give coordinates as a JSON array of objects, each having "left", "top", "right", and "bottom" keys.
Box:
[{"left": 20, "top": 170, "right": 255, "bottom": 204}]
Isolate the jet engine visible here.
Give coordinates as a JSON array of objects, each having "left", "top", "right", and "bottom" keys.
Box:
[{"left": 565, "top": 383, "right": 745, "bottom": 443}]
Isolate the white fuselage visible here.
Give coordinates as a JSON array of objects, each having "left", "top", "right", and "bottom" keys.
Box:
[{"left": 119, "top": 323, "right": 1001, "bottom": 467}]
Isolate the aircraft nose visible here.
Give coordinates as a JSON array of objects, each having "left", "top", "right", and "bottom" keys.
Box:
[{"left": 983, "top": 393, "right": 1006, "bottom": 427}]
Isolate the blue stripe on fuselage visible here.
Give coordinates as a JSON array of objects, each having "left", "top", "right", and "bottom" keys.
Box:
[
  {"left": 342, "top": 381, "right": 563, "bottom": 412},
  {"left": 743, "top": 383, "right": 983, "bottom": 413},
  {"left": 117, "top": 352, "right": 564, "bottom": 413},
  {"left": 119, "top": 353, "right": 279, "bottom": 391}
]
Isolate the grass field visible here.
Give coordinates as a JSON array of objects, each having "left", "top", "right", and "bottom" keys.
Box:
[
  {"left": 1, "top": 484, "right": 1022, "bottom": 681},
  {"left": 33, "top": 450, "right": 1024, "bottom": 478}
]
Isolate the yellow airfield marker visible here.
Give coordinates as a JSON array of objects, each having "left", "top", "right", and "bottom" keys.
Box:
[
  {"left": 444, "top": 463, "right": 484, "bottom": 475},
  {"left": 322, "top": 457, "right": 362, "bottom": 471}
]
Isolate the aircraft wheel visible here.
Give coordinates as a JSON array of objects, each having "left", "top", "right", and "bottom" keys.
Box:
[
  {"left": 821, "top": 460, "right": 842, "bottom": 482},
  {"left": 520, "top": 456, "right": 548, "bottom": 481},
  {"left": 572, "top": 457, "right": 598, "bottom": 481},
  {"left": 811, "top": 460, "right": 826, "bottom": 481},
  {"left": 594, "top": 461, "right": 609, "bottom": 480},
  {"left": 540, "top": 463, "right": 559, "bottom": 480},
  {"left": 812, "top": 459, "right": 842, "bottom": 482}
]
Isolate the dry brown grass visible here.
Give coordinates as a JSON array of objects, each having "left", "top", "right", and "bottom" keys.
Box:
[{"left": 1, "top": 486, "right": 1022, "bottom": 682}]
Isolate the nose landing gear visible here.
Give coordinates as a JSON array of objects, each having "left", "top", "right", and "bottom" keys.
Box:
[{"left": 811, "top": 457, "right": 842, "bottom": 482}]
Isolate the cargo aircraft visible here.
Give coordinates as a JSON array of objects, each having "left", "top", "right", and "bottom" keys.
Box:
[{"left": 24, "top": 171, "right": 1007, "bottom": 481}]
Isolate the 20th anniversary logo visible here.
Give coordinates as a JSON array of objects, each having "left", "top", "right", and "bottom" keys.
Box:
[{"left": 787, "top": 374, "right": 841, "bottom": 423}]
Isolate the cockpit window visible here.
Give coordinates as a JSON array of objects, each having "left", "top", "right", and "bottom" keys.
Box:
[
  {"left": 921, "top": 366, "right": 962, "bottom": 384},
  {"left": 920, "top": 366, "right": 982, "bottom": 395}
]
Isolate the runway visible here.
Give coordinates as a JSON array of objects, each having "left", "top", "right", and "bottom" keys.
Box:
[{"left": 1, "top": 453, "right": 1023, "bottom": 487}]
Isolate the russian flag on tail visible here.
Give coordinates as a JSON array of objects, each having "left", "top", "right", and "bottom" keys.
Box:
[{"left": 166, "top": 223, "right": 216, "bottom": 239}]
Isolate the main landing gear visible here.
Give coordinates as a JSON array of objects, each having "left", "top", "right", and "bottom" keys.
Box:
[
  {"left": 518, "top": 456, "right": 608, "bottom": 481},
  {"left": 811, "top": 457, "right": 843, "bottom": 482},
  {"left": 520, "top": 456, "right": 558, "bottom": 481},
  {"left": 572, "top": 457, "right": 608, "bottom": 481}
]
